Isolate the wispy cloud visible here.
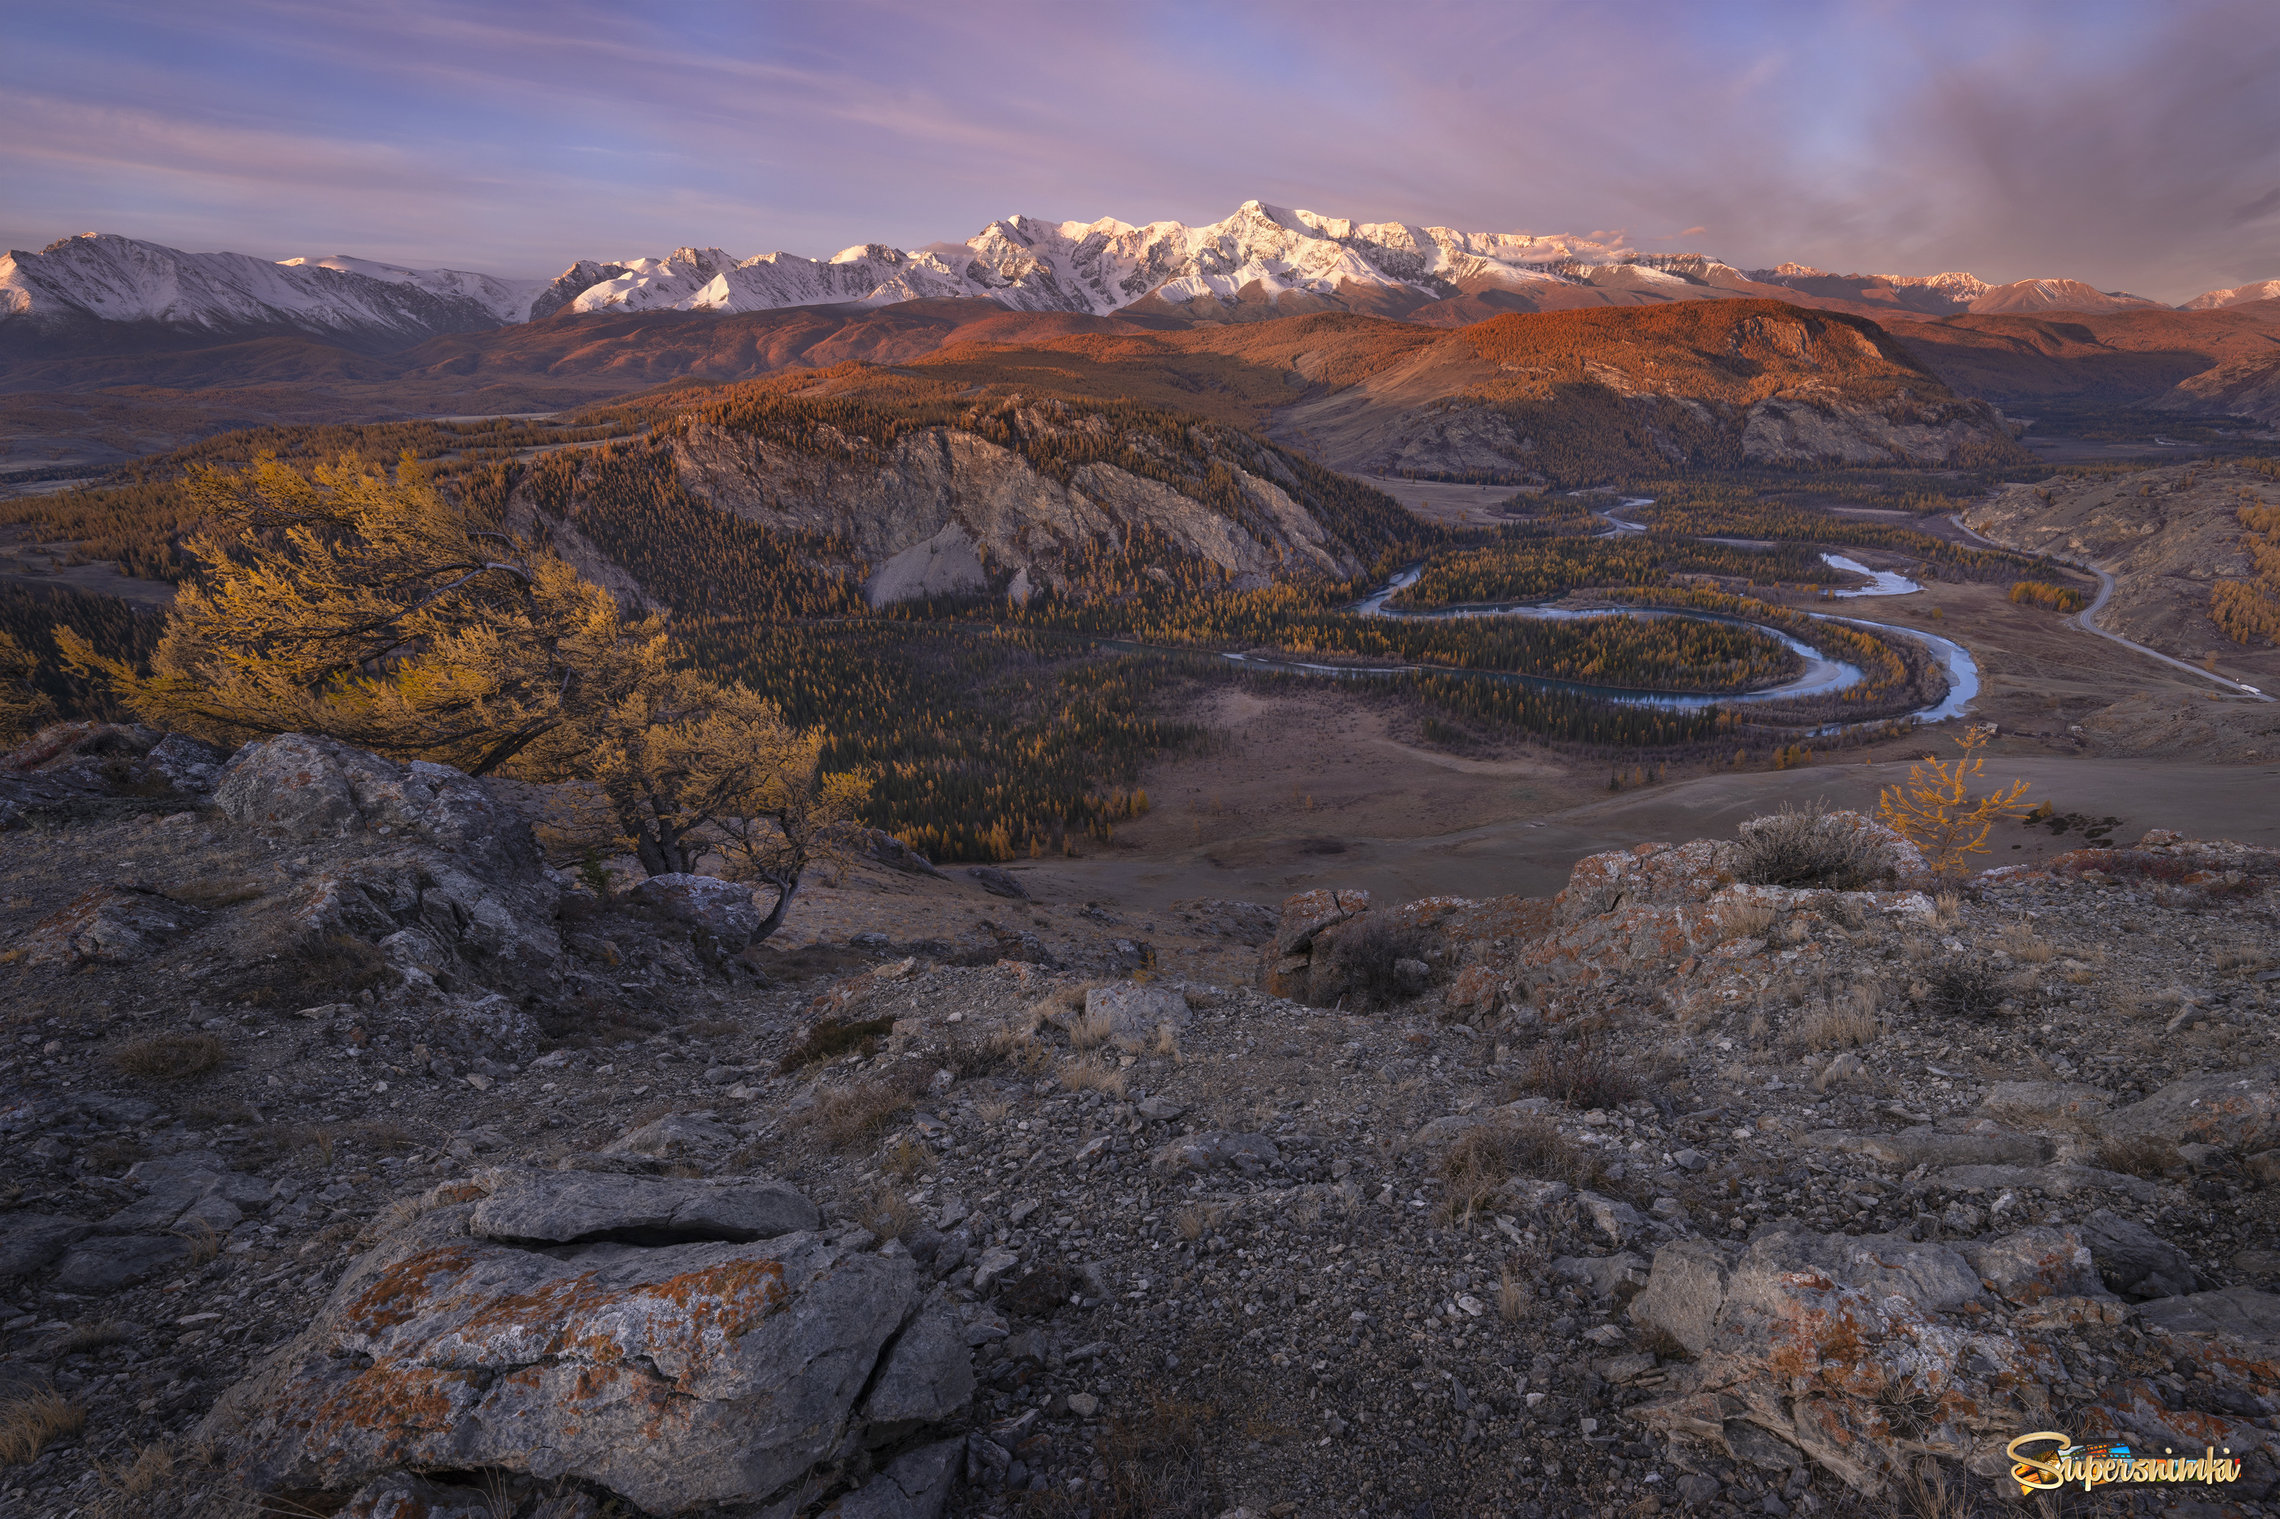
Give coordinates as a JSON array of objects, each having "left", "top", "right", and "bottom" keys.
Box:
[{"left": 1, "top": 0, "right": 2274, "bottom": 300}]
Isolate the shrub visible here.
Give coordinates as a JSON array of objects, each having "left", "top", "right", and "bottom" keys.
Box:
[
  {"left": 1509, "top": 1033, "right": 1643, "bottom": 1110},
  {"left": 2009, "top": 580, "right": 2085, "bottom": 613},
  {"left": 1308, "top": 915, "right": 1432, "bottom": 1009},
  {"left": 1734, "top": 805, "right": 1890, "bottom": 890},
  {"left": 777, "top": 1015, "right": 895, "bottom": 1073},
  {"left": 109, "top": 1032, "right": 227, "bottom": 1083},
  {"left": 1440, "top": 1114, "right": 1604, "bottom": 1220},
  {"left": 238, "top": 932, "right": 391, "bottom": 1007},
  {"left": 1920, "top": 957, "right": 2006, "bottom": 1019}
]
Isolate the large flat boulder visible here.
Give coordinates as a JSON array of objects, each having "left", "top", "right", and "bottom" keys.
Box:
[
  {"left": 2101, "top": 1067, "right": 2279, "bottom": 1153},
  {"left": 201, "top": 1197, "right": 971, "bottom": 1516},
  {"left": 470, "top": 1170, "right": 819, "bottom": 1245}
]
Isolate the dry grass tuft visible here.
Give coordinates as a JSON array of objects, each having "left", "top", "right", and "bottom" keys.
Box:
[
  {"left": 49, "top": 1319, "right": 130, "bottom": 1355},
  {"left": 1508, "top": 1032, "right": 1643, "bottom": 1110},
  {"left": 1094, "top": 1385, "right": 1216, "bottom": 1519},
  {"left": 93, "top": 1441, "right": 175, "bottom": 1502},
  {"left": 1152, "top": 1023, "right": 1182, "bottom": 1059},
  {"left": 777, "top": 1015, "right": 895, "bottom": 1073},
  {"left": 1789, "top": 985, "right": 1885, "bottom": 1053},
  {"left": 2097, "top": 1132, "right": 2184, "bottom": 1179},
  {"left": 1998, "top": 923, "right": 2055, "bottom": 963},
  {"left": 109, "top": 1031, "right": 227, "bottom": 1083},
  {"left": 1934, "top": 891, "right": 1962, "bottom": 923},
  {"left": 1497, "top": 1266, "right": 1530, "bottom": 1323},
  {"left": 1059, "top": 1057, "right": 1128, "bottom": 1098},
  {"left": 1439, "top": 1115, "right": 1602, "bottom": 1220},
  {"left": 799, "top": 1071, "right": 927, "bottom": 1151},
  {"left": 172, "top": 1217, "right": 224, "bottom": 1267},
  {"left": 2214, "top": 944, "right": 2275, "bottom": 973},
  {"left": 0, "top": 1386, "right": 85, "bottom": 1465},
  {"left": 974, "top": 1096, "right": 1013, "bottom": 1124},
  {"left": 164, "top": 876, "right": 265, "bottom": 910},
  {"left": 1715, "top": 900, "right": 1778, "bottom": 942},
  {"left": 1174, "top": 1204, "right": 1211, "bottom": 1243},
  {"left": 881, "top": 1134, "right": 932, "bottom": 1181},
  {"left": 1067, "top": 1007, "right": 1117, "bottom": 1052},
  {"left": 855, "top": 1184, "right": 922, "bottom": 1243}
]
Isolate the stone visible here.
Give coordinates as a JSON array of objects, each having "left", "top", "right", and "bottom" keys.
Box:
[
  {"left": 201, "top": 1205, "right": 967, "bottom": 1516},
  {"left": 1960, "top": 1227, "right": 2111, "bottom": 1306},
  {"left": 604, "top": 1113, "right": 737, "bottom": 1159},
  {"left": 1412, "top": 1114, "right": 1483, "bottom": 1148},
  {"left": 21, "top": 887, "right": 190, "bottom": 966},
  {"left": 0, "top": 1212, "right": 94, "bottom": 1279},
  {"left": 1066, "top": 1391, "right": 1100, "bottom": 1418},
  {"left": 1552, "top": 1252, "right": 1650, "bottom": 1299},
  {"left": 1498, "top": 1178, "right": 1572, "bottom": 1211},
  {"left": 1148, "top": 1131, "right": 1279, "bottom": 1177},
  {"left": 54, "top": 1233, "right": 192, "bottom": 1293},
  {"left": 1078, "top": 983, "right": 1189, "bottom": 1052},
  {"left": 338, "top": 1471, "right": 495, "bottom": 1519},
  {"left": 2102, "top": 1067, "right": 2279, "bottom": 1152},
  {"left": 215, "top": 732, "right": 364, "bottom": 837},
  {"left": 821, "top": 1437, "right": 963, "bottom": 1519},
  {"left": 2133, "top": 1286, "right": 2280, "bottom": 1350},
  {"left": 1135, "top": 1096, "right": 1187, "bottom": 1123},
  {"left": 2078, "top": 1208, "right": 2200, "bottom": 1299},
  {"left": 630, "top": 874, "right": 763, "bottom": 954},
  {"left": 965, "top": 866, "right": 1026, "bottom": 900},
  {"left": 1632, "top": 1229, "right": 2036, "bottom": 1495},
  {"left": 860, "top": 1299, "right": 976, "bottom": 1436},
  {"left": 470, "top": 1170, "right": 819, "bottom": 1245},
  {"left": 1806, "top": 1126, "right": 2051, "bottom": 1169},
  {"left": 1268, "top": 888, "right": 1371, "bottom": 959},
  {"left": 1629, "top": 1239, "right": 1736, "bottom": 1355},
  {"left": 1578, "top": 1191, "right": 1644, "bottom": 1243},
  {"left": 1929, "top": 1163, "right": 2159, "bottom": 1204},
  {"left": 971, "top": 1248, "right": 1020, "bottom": 1295},
  {"left": 1673, "top": 1148, "right": 1709, "bottom": 1172},
  {"left": 1675, "top": 1472, "right": 1722, "bottom": 1508}
]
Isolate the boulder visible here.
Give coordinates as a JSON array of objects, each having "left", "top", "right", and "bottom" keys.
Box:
[
  {"left": 1078, "top": 982, "right": 1189, "bottom": 1051},
  {"left": 200, "top": 1198, "right": 971, "bottom": 1516},
  {"left": 471, "top": 1170, "right": 818, "bottom": 1245},
  {"left": 859, "top": 1298, "right": 977, "bottom": 1437},
  {"left": 0, "top": 1213, "right": 95, "bottom": 1279},
  {"left": 2078, "top": 1207, "right": 2200, "bottom": 1299},
  {"left": 1959, "top": 1227, "right": 2111, "bottom": 1306},
  {"left": 964, "top": 866, "right": 1026, "bottom": 900},
  {"left": 630, "top": 873, "right": 763, "bottom": 954},
  {"left": 1148, "top": 1131, "right": 1278, "bottom": 1177},
  {"left": 338, "top": 1471, "right": 495, "bottom": 1519},
  {"left": 54, "top": 1233, "right": 193, "bottom": 1293},
  {"left": 602, "top": 1113, "right": 738, "bottom": 1160},
  {"left": 21, "top": 887, "right": 190, "bottom": 966},
  {"left": 2133, "top": 1286, "right": 2280, "bottom": 1351},
  {"left": 822, "top": 1437, "right": 963, "bottom": 1519},
  {"left": 0, "top": 723, "right": 222, "bottom": 827},
  {"left": 2102, "top": 1067, "right": 2279, "bottom": 1153},
  {"left": 1270, "top": 888, "right": 1371, "bottom": 958},
  {"left": 217, "top": 735, "right": 538, "bottom": 868},
  {"left": 1551, "top": 1252, "right": 1650, "bottom": 1300},
  {"left": 1628, "top": 1238, "right": 1736, "bottom": 1354},
  {"left": 1806, "top": 1126, "right": 2051, "bottom": 1169},
  {"left": 1977, "top": 1081, "right": 2114, "bottom": 1121}
]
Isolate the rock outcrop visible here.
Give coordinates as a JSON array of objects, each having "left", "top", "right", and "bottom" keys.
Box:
[{"left": 201, "top": 1172, "right": 972, "bottom": 1517}]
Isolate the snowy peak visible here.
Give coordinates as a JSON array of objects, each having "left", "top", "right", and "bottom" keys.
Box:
[
  {"left": 2182, "top": 279, "right": 2280, "bottom": 311},
  {"left": 1, "top": 233, "right": 538, "bottom": 339},
  {"left": 2, "top": 213, "right": 2248, "bottom": 346}
]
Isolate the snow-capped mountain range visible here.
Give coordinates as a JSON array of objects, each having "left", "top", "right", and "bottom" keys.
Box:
[{"left": 3, "top": 202, "right": 2270, "bottom": 346}]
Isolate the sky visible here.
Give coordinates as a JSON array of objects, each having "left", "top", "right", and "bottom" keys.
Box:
[{"left": 4, "top": 0, "right": 2278, "bottom": 304}]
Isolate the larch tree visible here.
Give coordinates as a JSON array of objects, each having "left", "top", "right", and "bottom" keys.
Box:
[
  {"left": 61, "top": 454, "right": 864, "bottom": 944},
  {"left": 0, "top": 631, "right": 54, "bottom": 746}
]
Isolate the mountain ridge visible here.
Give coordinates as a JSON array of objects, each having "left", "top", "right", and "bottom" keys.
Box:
[{"left": 8, "top": 204, "right": 2265, "bottom": 350}]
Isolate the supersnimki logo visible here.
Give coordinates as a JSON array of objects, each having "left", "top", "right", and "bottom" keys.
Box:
[{"left": 2006, "top": 1431, "right": 2245, "bottom": 1495}]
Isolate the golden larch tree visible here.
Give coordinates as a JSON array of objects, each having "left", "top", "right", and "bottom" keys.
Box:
[{"left": 1876, "top": 724, "right": 2030, "bottom": 874}]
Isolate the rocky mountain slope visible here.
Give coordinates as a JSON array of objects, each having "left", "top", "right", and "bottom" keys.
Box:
[
  {"left": 514, "top": 384, "right": 1419, "bottom": 608},
  {"left": 1, "top": 727, "right": 2277, "bottom": 1519},
  {"left": 1965, "top": 459, "right": 2280, "bottom": 674},
  {"left": 899, "top": 302, "right": 2027, "bottom": 483},
  {"left": 1892, "top": 299, "right": 2280, "bottom": 416}
]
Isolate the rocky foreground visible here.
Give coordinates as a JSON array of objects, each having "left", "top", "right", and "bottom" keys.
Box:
[{"left": 2, "top": 724, "right": 2278, "bottom": 1518}]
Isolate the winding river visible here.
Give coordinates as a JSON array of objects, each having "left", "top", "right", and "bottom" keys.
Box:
[{"left": 1223, "top": 506, "right": 1979, "bottom": 728}]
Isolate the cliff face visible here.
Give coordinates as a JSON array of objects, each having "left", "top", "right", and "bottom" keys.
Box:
[{"left": 660, "top": 410, "right": 1383, "bottom": 606}]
